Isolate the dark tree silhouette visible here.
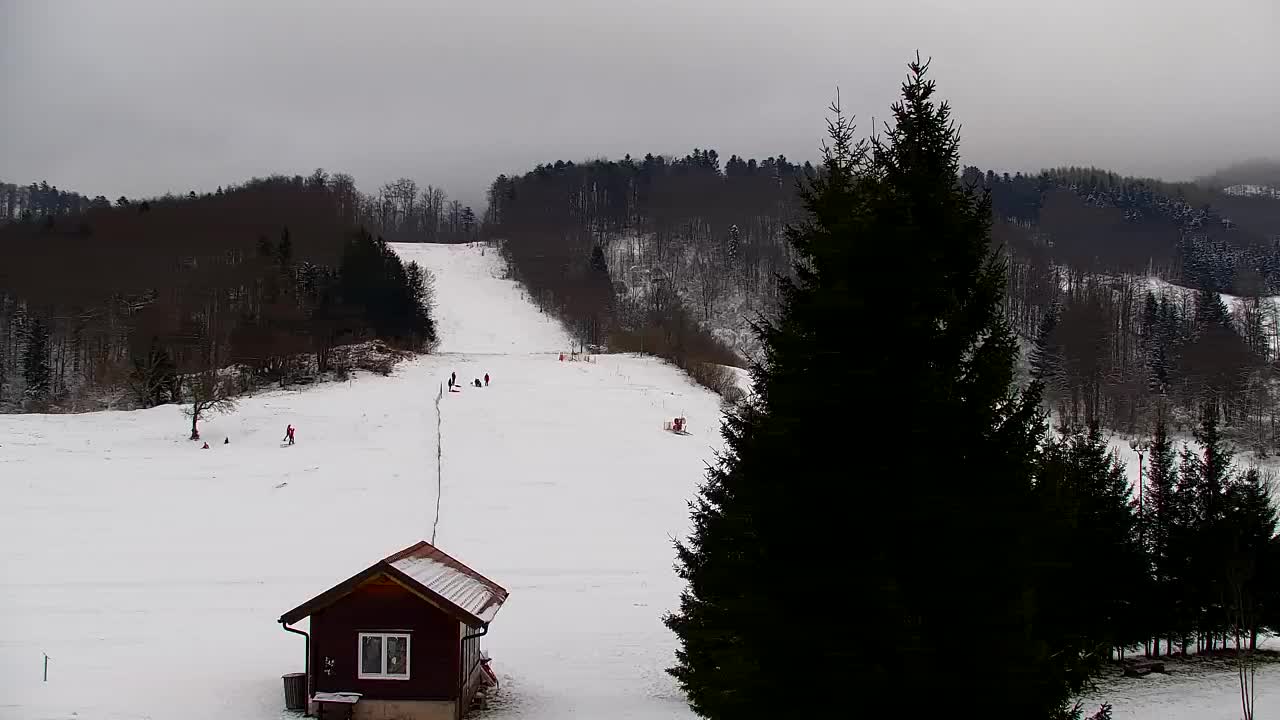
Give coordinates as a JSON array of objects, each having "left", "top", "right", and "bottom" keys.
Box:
[{"left": 666, "top": 60, "right": 1071, "bottom": 718}]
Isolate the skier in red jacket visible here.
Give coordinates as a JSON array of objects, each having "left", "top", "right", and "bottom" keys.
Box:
[{"left": 484, "top": 373, "right": 490, "bottom": 387}]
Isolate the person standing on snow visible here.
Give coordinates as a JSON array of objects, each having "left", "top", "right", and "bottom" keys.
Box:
[
  {"left": 484, "top": 373, "right": 490, "bottom": 387},
  {"left": 283, "top": 424, "right": 295, "bottom": 445}
]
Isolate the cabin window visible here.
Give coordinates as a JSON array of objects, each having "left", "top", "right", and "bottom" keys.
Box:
[{"left": 357, "top": 632, "right": 410, "bottom": 680}]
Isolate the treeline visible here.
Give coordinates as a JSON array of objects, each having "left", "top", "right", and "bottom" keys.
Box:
[
  {"left": 0, "top": 180, "right": 108, "bottom": 224},
  {"left": 1035, "top": 417, "right": 1280, "bottom": 666},
  {"left": 2, "top": 171, "right": 481, "bottom": 244},
  {"left": 1023, "top": 274, "right": 1276, "bottom": 445},
  {"left": 1199, "top": 158, "right": 1280, "bottom": 193},
  {"left": 485, "top": 153, "right": 1280, "bottom": 423},
  {"left": 0, "top": 173, "right": 436, "bottom": 415},
  {"left": 350, "top": 175, "right": 480, "bottom": 244},
  {"left": 986, "top": 162, "right": 1280, "bottom": 448},
  {"left": 974, "top": 165, "right": 1280, "bottom": 293},
  {"left": 486, "top": 151, "right": 816, "bottom": 390},
  {"left": 1127, "top": 414, "right": 1280, "bottom": 658}
]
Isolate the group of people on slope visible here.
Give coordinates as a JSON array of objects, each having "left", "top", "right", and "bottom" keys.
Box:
[
  {"left": 447, "top": 371, "right": 490, "bottom": 391},
  {"left": 201, "top": 425, "right": 294, "bottom": 449}
]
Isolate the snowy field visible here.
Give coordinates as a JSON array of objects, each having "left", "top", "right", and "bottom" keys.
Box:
[
  {"left": 1082, "top": 663, "right": 1280, "bottom": 720},
  {"left": 0, "top": 242, "right": 717, "bottom": 720},
  {"left": 0, "top": 241, "right": 1268, "bottom": 719}
]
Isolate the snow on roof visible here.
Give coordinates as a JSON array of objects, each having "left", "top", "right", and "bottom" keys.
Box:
[
  {"left": 386, "top": 542, "right": 508, "bottom": 624},
  {"left": 279, "top": 540, "right": 509, "bottom": 627}
]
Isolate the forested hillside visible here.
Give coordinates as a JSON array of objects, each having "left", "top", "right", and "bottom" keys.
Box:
[
  {"left": 0, "top": 172, "right": 441, "bottom": 415},
  {"left": 981, "top": 166, "right": 1280, "bottom": 447},
  {"left": 0, "top": 181, "right": 107, "bottom": 222},
  {"left": 9, "top": 157, "right": 1280, "bottom": 439},
  {"left": 1199, "top": 158, "right": 1280, "bottom": 195},
  {"left": 986, "top": 166, "right": 1280, "bottom": 295},
  {"left": 488, "top": 154, "right": 1280, "bottom": 445},
  {"left": 485, "top": 152, "right": 814, "bottom": 391}
]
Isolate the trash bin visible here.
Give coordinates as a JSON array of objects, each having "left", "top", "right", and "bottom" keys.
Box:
[{"left": 283, "top": 672, "right": 307, "bottom": 711}]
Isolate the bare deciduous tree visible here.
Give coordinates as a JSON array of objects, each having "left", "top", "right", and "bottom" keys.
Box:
[
  {"left": 184, "top": 367, "right": 236, "bottom": 440},
  {"left": 694, "top": 246, "right": 722, "bottom": 321}
]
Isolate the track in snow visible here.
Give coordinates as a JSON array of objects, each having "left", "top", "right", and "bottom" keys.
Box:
[{"left": 0, "top": 241, "right": 717, "bottom": 720}]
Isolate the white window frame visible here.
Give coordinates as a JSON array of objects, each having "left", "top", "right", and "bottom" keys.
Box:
[{"left": 357, "top": 632, "right": 411, "bottom": 680}]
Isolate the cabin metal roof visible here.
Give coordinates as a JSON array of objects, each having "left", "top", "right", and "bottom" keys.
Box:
[{"left": 279, "top": 540, "right": 509, "bottom": 627}]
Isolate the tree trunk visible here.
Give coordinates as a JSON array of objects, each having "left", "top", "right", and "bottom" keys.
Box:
[{"left": 190, "top": 403, "right": 202, "bottom": 440}]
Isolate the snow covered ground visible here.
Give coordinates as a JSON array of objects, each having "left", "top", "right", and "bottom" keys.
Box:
[
  {"left": 1085, "top": 663, "right": 1280, "bottom": 719},
  {"left": 0, "top": 242, "right": 717, "bottom": 719},
  {"left": 1145, "top": 275, "right": 1276, "bottom": 313},
  {"left": 0, "top": 241, "right": 1268, "bottom": 719}
]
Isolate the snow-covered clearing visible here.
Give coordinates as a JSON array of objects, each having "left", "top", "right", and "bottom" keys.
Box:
[
  {"left": 0, "top": 242, "right": 718, "bottom": 719},
  {"left": 1144, "top": 275, "right": 1276, "bottom": 315},
  {"left": 1085, "top": 663, "right": 1280, "bottom": 719},
  {"left": 1, "top": 240, "right": 1269, "bottom": 720}
]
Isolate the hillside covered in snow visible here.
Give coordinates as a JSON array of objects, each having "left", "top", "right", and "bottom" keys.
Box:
[
  {"left": 0, "top": 242, "right": 724, "bottom": 720},
  {"left": 6, "top": 241, "right": 1280, "bottom": 720}
]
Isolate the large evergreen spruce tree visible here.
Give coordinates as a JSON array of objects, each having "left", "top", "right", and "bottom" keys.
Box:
[{"left": 666, "top": 58, "right": 1067, "bottom": 718}]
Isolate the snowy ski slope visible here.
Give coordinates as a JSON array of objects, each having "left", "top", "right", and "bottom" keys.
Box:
[
  {"left": 2, "top": 241, "right": 1273, "bottom": 719},
  {"left": 0, "top": 242, "right": 717, "bottom": 719}
]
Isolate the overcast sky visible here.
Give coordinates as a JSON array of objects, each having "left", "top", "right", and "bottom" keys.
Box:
[{"left": 2, "top": 0, "right": 1276, "bottom": 208}]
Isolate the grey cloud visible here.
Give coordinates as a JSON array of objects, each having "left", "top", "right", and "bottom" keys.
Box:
[{"left": 2, "top": 0, "right": 1276, "bottom": 207}]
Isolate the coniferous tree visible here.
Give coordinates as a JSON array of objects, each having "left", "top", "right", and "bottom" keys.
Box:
[
  {"left": 22, "top": 316, "right": 51, "bottom": 407},
  {"left": 589, "top": 245, "right": 608, "bottom": 273},
  {"left": 1260, "top": 535, "right": 1280, "bottom": 641},
  {"left": 1225, "top": 467, "right": 1278, "bottom": 649},
  {"left": 1030, "top": 302, "right": 1063, "bottom": 384},
  {"left": 1033, "top": 424, "right": 1146, "bottom": 676},
  {"left": 1176, "top": 412, "right": 1236, "bottom": 649},
  {"left": 1141, "top": 292, "right": 1169, "bottom": 393},
  {"left": 337, "top": 231, "right": 435, "bottom": 349},
  {"left": 666, "top": 59, "right": 1065, "bottom": 719},
  {"left": 1173, "top": 442, "right": 1204, "bottom": 652},
  {"left": 1140, "top": 413, "right": 1180, "bottom": 654},
  {"left": 1140, "top": 291, "right": 1159, "bottom": 342},
  {"left": 1195, "top": 286, "right": 1230, "bottom": 329}
]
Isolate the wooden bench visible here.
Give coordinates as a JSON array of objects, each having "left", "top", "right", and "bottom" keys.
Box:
[{"left": 313, "top": 691, "right": 361, "bottom": 720}]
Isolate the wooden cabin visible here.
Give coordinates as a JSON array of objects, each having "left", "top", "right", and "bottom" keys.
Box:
[{"left": 279, "top": 541, "right": 509, "bottom": 720}]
